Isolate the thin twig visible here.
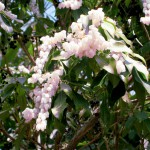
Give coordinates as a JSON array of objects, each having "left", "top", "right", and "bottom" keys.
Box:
[
  {"left": 54, "top": 132, "right": 62, "bottom": 150},
  {"left": 0, "top": 128, "right": 15, "bottom": 141},
  {"left": 17, "top": 38, "right": 36, "bottom": 65},
  {"left": 79, "top": 133, "right": 101, "bottom": 150},
  {"left": 141, "top": 23, "right": 150, "bottom": 41},
  {"left": 30, "top": 139, "right": 46, "bottom": 150},
  {"left": 103, "top": 136, "right": 110, "bottom": 150},
  {"left": 65, "top": 110, "right": 99, "bottom": 150}
]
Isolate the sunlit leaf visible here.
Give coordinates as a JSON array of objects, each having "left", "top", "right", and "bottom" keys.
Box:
[{"left": 51, "top": 92, "right": 67, "bottom": 120}]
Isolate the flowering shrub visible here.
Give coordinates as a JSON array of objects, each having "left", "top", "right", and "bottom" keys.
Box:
[{"left": 0, "top": 0, "right": 150, "bottom": 149}]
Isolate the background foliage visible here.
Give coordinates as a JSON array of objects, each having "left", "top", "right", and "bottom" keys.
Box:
[{"left": 0, "top": 0, "right": 150, "bottom": 150}]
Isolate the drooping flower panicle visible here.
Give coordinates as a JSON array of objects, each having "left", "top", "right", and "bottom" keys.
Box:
[{"left": 140, "top": 0, "right": 150, "bottom": 25}]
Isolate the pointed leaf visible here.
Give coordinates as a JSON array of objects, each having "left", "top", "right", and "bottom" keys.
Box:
[
  {"left": 51, "top": 92, "right": 67, "bottom": 120},
  {"left": 132, "top": 67, "right": 150, "bottom": 94}
]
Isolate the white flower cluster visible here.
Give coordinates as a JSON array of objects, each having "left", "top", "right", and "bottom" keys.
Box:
[
  {"left": 22, "top": 8, "right": 109, "bottom": 131},
  {"left": 23, "top": 68, "right": 63, "bottom": 131},
  {"left": 0, "top": 2, "right": 23, "bottom": 32},
  {"left": 111, "top": 52, "right": 126, "bottom": 74},
  {"left": 60, "top": 8, "right": 109, "bottom": 58},
  {"left": 23, "top": 31, "right": 66, "bottom": 131},
  {"left": 29, "top": 0, "right": 41, "bottom": 17},
  {"left": 18, "top": 65, "right": 30, "bottom": 74},
  {"left": 0, "top": 2, "right": 5, "bottom": 11},
  {"left": 28, "top": 30, "right": 66, "bottom": 84},
  {"left": 58, "top": 0, "right": 82, "bottom": 10},
  {"left": 140, "top": 0, "right": 150, "bottom": 25}
]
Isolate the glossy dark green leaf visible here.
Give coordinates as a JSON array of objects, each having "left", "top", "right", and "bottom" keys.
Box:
[
  {"left": 125, "top": 0, "right": 131, "bottom": 7},
  {"left": 2, "top": 48, "right": 19, "bottom": 66},
  {"left": 51, "top": 92, "right": 67, "bottom": 120},
  {"left": 1, "top": 84, "right": 16, "bottom": 101},
  {"left": 91, "top": 70, "right": 107, "bottom": 88},
  {"left": 109, "top": 79, "right": 126, "bottom": 107},
  {"left": 54, "top": 118, "right": 66, "bottom": 133},
  {"left": 16, "top": 84, "right": 27, "bottom": 110},
  {"left": 135, "top": 111, "right": 148, "bottom": 123},
  {"left": 132, "top": 68, "right": 150, "bottom": 104},
  {"left": 0, "top": 110, "right": 10, "bottom": 121},
  {"left": 14, "top": 125, "right": 27, "bottom": 150},
  {"left": 38, "top": 0, "right": 44, "bottom": 15},
  {"left": 100, "top": 99, "right": 110, "bottom": 127},
  {"left": 39, "top": 18, "right": 54, "bottom": 27},
  {"left": 36, "top": 21, "right": 47, "bottom": 36}
]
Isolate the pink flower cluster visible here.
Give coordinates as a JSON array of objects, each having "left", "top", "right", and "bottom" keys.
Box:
[
  {"left": 18, "top": 65, "right": 30, "bottom": 74},
  {"left": 0, "top": 2, "right": 5, "bottom": 11},
  {"left": 140, "top": 0, "right": 150, "bottom": 25},
  {"left": 22, "top": 8, "right": 109, "bottom": 131},
  {"left": 88, "top": 8, "right": 104, "bottom": 27},
  {"left": 28, "top": 30, "right": 66, "bottom": 84},
  {"left": 60, "top": 8, "right": 109, "bottom": 58},
  {"left": 22, "top": 30, "right": 66, "bottom": 131},
  {"left": 111, "top": 52, "right": 126, "bottom": 74},
  {"left": 58, "top": 0, "right": 82, "bottom": 10},
  {"left": 0, "top": 2, "right": 23, "bottom": 32},
  {"left": 23, "top": 68, "right": 63, "bottom": 131},
  {"left": 29, "top": 0, "right": 41, "bottom": 17}
]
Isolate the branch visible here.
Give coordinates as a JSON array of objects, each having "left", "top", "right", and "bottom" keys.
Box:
[
  {"left": 0, "top": 123, "right": 28, "bottom": 149},
  {"left": 54, "top": 132, "right": 62, "bottom": 150},
  {"left": 30, "top": 139, "right": 46, "bottom": 150},
  {"left": 0, "top": 128, "right": 15, "bottom": 141},
  {"left": 141, "top": 23, "right": 150, "bottom": 41},
  {"left": 51, "top": 0, "right": 59, "bottom": 8},
  {"left": 103, "top": 136, "right": 110, "bottom": 150},
  {"left": 65, "top": 110, "right": 99, "bottom": 150},
  {"left": 79, "top": 133, "right": 101, "bottom": 150},
  {"left": 17, "top": 38, "right": 36, "bottom": 65}
]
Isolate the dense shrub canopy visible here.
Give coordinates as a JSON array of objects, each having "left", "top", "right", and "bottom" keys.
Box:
[{"left": 0, "top": 0, "right": 150, "bottom": 149}]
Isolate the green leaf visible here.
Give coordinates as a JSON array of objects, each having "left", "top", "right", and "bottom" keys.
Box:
[
  {"left": 96, "top": 55, "right": 117, "bottom": 74},
  {"left": 36, "top": 21, "right": 47, "bottom": 36},
  {"left": 125, "top": 55, "right": 149, "bottom": 80},
  {"left": 73, "top": 92, "right": 89, "bottom": 111},
  {"left": 143, "top": 119, "right": 150, "bottom": 133},
  {"left": 140, "top": 41, "right": 150, "bottom": 56},
  {"left": 16, "top": 84, "right": 27, "bottom": 110},
  {"left": 125, "top": 0, "right": 131, "bottom": 7},
  {"left": 109, "top": 40, "right": 132, "bottom": 53},
  {"left": 91, "top": 70, "right": 107, "bottom": 88},
  {"left": 102, "top": 20, "right": 116, "bottom": 37},
  {"left": 108, "top": 74, "right": 120, "bottom": 88},
  {"left": 0, "top": 110, "right": 10, "bottom": 121},
  {"left": 1, "top": 83, "right": 16, "bottom": 101},
  {"left": 116, "top": 28, "right": 132, "bottom": 47},
  {"left": 133, "top": 77, "right": 146, "bottom": 105},
  {"left": 54, "top": 118, "right": 65, "bottom": 133},
  {"left": 2, "top": 48, "right": 19, "bottom": 66},
  {"left": 123, "top": 116, "right": 136, "bottom": 137},
  {"left": 51, "top": 92, "right": 67, "bottom": 120},
  {"left": 109, "top": 79, "right": 126, "bottom": 106},
  {"left": 135, "top": 111, "right": 148, "bottom": 123},
  {"left": 125, "top": 116, "right": 136, "bottom": 129},
  {"left": 14, "top": 125, "right": 27, "bottom": 150},
  {"left": 38, "top": 0, "right": 44, "bottom": 15},
  {"left": 132, "top": 67, "right": 150, "bottom": 94},
  {"left": 0, "top": 52, "right": 2, "bottom": 67},
  {"left": 130, "top": 52, "right": 146, "bottom": 65},
  {"left": 100, "top": 99, "right": 110, "bottom": 127},
  {"left": 17, "top": 77, "right": 26, "bottom": 84},
  {"left": 39, "top": 18, "right": 54, "bottom": 27},
  {"left": 72, "top": 9, "right": 83, "bottom": 21},
  {"left": 64, "top": 89, "right": 89, "bottom": 111}
]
